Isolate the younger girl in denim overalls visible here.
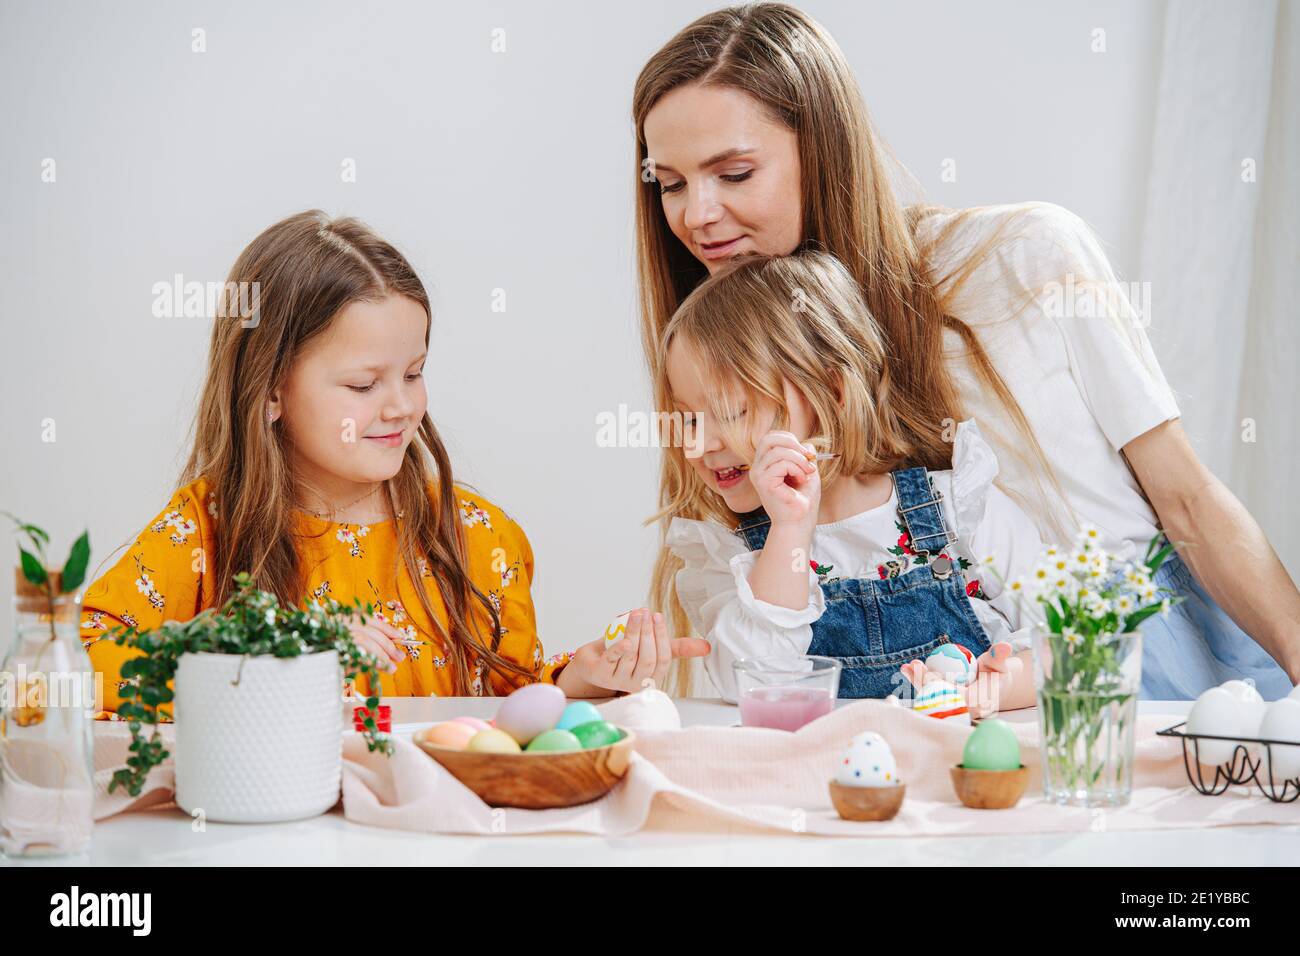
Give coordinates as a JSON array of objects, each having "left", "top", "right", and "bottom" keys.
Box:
[
  {"left": 729, "top": 465, "right": 994, "bottom": 698},
  {"left": 656, "top": 251, "right": 1043, "bottom": 705}
]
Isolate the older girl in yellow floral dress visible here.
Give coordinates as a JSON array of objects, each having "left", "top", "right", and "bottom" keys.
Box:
[{"left": 80, "top": 210, "right": 708, "bottom": 714}]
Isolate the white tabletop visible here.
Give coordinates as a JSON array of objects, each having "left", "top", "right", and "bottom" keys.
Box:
[{"left": 10, "top": 698, "right": 1300, "bottom": 866}]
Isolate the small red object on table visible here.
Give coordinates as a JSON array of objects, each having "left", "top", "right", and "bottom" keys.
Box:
[{"left": 353, "top": 705, "right": 392, "bottom": 733}]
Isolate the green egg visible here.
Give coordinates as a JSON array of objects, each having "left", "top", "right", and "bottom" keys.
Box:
[
  {"left": 525, "top": 729, "right": 582, "bottom": 753},
  {"left": 962, "top": 718, "right": 1021, "bottom": 771},
  {"left": 571, "top": 720, "right": 624, "bottom": 750}
]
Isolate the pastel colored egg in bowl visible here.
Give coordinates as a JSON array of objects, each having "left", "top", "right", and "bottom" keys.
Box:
[{"left": 414, "top": 724, "right": 635, "bottom": 809}]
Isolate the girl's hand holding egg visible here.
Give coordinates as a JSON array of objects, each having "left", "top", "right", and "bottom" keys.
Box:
[
  {"left": 750, "top": 431, "right": 821, "bottom": 529},
  {"left": 555, "top": 608, "right": 711, "bottom": 697},
  {"left": 902, "top": 641, "right": 1022, "bottom": 719}
]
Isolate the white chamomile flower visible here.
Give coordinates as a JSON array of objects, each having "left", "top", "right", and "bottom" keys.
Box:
[
  {"left": 1008, "top": 578, "right": 1025, "bottom": 595},
  {"left": 1140, "top": 583, "right": 1157, "bottom": 602},
  {"left": 1070, "top": 549, "right": 1091, "bottom": 571},
  {"left": 264, "top": 608, "right": 276, "bottom": 626},
  {"left": 981, "top": 553, "right": 997, "bottom": 567},
  {"left": 1114, "top": 595, "right": 1135, "bottom": 615},
  {"left": 1160, "top": 598, "right": 1172, "bottom": 617},
  {"left": 1062, "top": 627, "right": 1081, "bottom": 647}
]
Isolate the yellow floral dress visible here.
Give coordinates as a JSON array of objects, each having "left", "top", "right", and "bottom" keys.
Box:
[{"left": 79, "top": 476, "right": 573, "bottom": 718}]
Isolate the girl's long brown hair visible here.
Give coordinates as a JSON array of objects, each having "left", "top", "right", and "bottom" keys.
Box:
[
  {"left": 633, "top": 3, "right": 1070, "bottom": 693},
  {"left": 178, "top": 210, "right": 533, "bottom": 694}
]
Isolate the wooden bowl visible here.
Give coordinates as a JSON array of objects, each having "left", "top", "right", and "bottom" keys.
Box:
[
  {"left": 950, "top": 764, "right": 1029, "bottom": 809},
  {"left": 415, "top": 728, "right": 635, "bottom": 809},
  {"left": 828, "top": 779, "right": 906, "bottom": 821}
]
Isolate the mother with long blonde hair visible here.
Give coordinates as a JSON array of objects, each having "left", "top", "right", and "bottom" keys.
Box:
[{"left": 632, "top": 2, "right": 1299, "bottom": 699}]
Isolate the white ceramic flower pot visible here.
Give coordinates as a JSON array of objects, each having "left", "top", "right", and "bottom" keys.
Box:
[{"left": 174, "top": 650, "right": 343, "bottom": 823}]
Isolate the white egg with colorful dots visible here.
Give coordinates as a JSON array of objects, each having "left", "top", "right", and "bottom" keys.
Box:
[
  {"left": 835, "top": 731, "right": 901, "bottom": 788},
  {"left": 602, "top": 611, "right": 631, "bottom": 650}
]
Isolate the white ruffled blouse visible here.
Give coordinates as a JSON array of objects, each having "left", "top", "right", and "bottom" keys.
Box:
[{"left": 667, "top": 421, "right": 1044, "bottom": 701}]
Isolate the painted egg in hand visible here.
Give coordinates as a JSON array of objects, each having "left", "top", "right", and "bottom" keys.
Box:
[
  {"left": 925, "top": 643, "right": 977, "bottom": 685},
  {"left": 603, "top": 611, "right": 631, "bottom": 650}
]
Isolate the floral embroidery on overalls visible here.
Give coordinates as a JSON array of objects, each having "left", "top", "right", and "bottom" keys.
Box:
[
  {"left": 879, "top": 518, "right": 986, "bottom": 599},
  {"left": 733, "top": 466, "right": 992, "bottom": 699}
]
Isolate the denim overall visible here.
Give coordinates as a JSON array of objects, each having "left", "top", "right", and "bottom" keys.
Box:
[{"left": 734, "top": 466, "right": 992, "bottom": 698}]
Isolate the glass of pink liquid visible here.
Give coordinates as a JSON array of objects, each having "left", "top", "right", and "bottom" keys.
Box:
[{"left": 733, "top": 656, "right": 841, "bottom": 731}]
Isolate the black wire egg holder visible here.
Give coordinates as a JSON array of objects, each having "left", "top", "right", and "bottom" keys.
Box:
[{"left": 1156, "top": 722, "right": 1300, "bottom": 803}]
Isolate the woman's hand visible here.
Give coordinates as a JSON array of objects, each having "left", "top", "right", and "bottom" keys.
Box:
[
  {"left": 901, "top": 642, "right": 1030, "bottom": 717},
  {"left": 346, "top": 618, "right": 408, "bottom": 674},
  {"left": 555, "top": 608, "right": 711, "bottom": 698},
  {"left": 750, "top": 431, "right": 820, "bottom": 528}
]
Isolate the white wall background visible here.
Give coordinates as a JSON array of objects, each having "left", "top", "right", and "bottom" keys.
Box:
[{"left": 5, "top": 0, "right": 1283, "bottom": 655}]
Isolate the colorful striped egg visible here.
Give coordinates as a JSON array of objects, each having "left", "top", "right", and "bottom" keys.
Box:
[{"left": 912, "top": 680, "right": 971, "bottom": 725}]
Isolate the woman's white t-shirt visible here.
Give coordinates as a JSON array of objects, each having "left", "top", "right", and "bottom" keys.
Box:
[{"left": 919, "top": 201, "right": 1181, "bottom": 560}]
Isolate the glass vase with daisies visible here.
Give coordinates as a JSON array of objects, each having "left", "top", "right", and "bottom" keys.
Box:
[{"left": 999, "top": 527, "right": 1181, "bottom": 807}]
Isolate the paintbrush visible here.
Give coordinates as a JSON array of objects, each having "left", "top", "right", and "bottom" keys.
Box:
[{"left": 736, "top": 449, "right": 839, "bottom": 473}]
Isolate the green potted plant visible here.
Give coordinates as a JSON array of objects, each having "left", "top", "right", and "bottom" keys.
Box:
[{"left": 105, "top": 572, "right": 394, "bottom": 823}]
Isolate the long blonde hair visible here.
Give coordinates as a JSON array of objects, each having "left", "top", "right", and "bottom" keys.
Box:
[
  {"left": 177, "top": 210, "right": 533, "bottom": 694},
  {"left": 655, "top": 250, "right": 912, "bottom": 529},
  {"left": 633, "top": 3, "right": 1063, "bottom": 693}
]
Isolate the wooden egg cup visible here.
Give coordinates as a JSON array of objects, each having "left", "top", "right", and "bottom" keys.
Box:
[
  {"left": 950, "top": 764, "right": 1029, "bottom": 809},
  {"left": 828, "top": 779, "right": 906, "bottom": 821},
  {"left": 415, "top": 727, "right": 635, "bottom": 809}
]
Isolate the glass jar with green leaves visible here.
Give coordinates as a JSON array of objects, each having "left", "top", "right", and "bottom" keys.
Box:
[{"left": 1, "top": 513, "right": 94, "bottom": 858}]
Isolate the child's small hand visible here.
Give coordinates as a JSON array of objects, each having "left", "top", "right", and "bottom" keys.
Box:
[
  {"left": 751, "top": 431, "right": 820, "bottom": 528},
  {"left": 557, "top": 608, "right": 711, "bottom": 697},
  {"left": 901, "top": 642, "right": 1023, "bottom": 718}
]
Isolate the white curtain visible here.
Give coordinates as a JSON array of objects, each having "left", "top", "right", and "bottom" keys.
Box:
[{"left": 1139, "top": 0, "right": 1300, "bottom": 570}]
